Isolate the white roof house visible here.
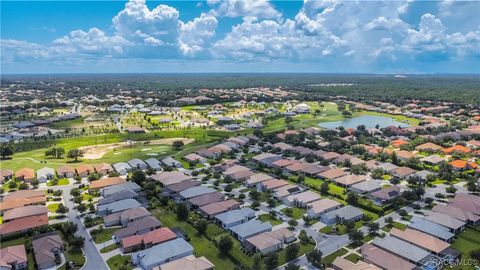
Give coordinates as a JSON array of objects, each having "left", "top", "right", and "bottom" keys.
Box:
[
  {"left": 112, "top": 162, "right": 132, "bottom": 175},
  {"left": 128, "top": 159, "right": 148, "bottom": 170},
  {"left": 145, "top": 158, "right": 162, "bottom": 170},
  {"left": 36, "top": 167, "right": 55, "bottom": 182}
]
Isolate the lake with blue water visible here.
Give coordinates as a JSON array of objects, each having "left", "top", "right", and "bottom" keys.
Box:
[{"left": 318, "top": 115, "right": 410, "bottom": 129}]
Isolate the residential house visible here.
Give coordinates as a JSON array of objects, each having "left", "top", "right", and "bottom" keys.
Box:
[
  {"left": 114, "top": 216, "right": 162, "bottom": 240},
  {"left": 415, "top": 142, "right": 443, "bottom": 152},
  {"left": 104, "top": 207, "right": 151, "bottom": 227},
  {"left": 15, "top": 168, "right": 35, "bottom": 182},
  {"left": 144, "top": 158, "right": 162, "bottom": 171},
  {"left": 3, "top": 205, "right": 48, "bottom": 223},
  {"left": 76, "top": 164, "right": 94, "bottom": 177},
  {"left": 333, "top": 174, "right": 368, "bottom": 188},
  {"left": 157, "top": 255, "right": 214, "bottom": 270},
  {"left": 420, "top": 155, "right": 445, "bottom": 166},
  {"left": 408, "top": 217, "right": 455, "bottom": 242},
  {"left": 320, "top": 205, "right": 363, "bottom": 225},
  {"left": 56, "top": 165, "right": 76, "bottom": 178},
  {"left": 307, "top": 199, "right": 342, "bottom": 219},
  {"left": 98, "top": 190, "right": 138, "bottom": 206},
  {"left": 389, "top": 228, "right": 450, "bottom": 255},
  {"left": 371, "top": 186, "right": 401, "bottom": 205},
  {"left": 199, "top": 199, "right": 240, "bottom": 219},
  {"left": 257, "top": 179, "right": 289, "bottom": 192},
  {"left": 432, "top": 205, "right": 480, "bottom": 226},
  {"left": 102, "top": 182, "right": 141, "bottom": 197},
  {"left": 331, "top": 257, "right": 380, "bottom": 270},
  {"left": 183, "top": 153, "right": 206, "bottom": 164},
  {"left": 349, "top": 181, "right": 382, "bottom": 194},
  {"left": 273, "top": 184, "right": 301, "bottom": 200},
  {"left": 450, "top": 160, "right": 478, "bottom": 171},
  {"left": 128, "top": 159, "right": 148, "bottom": 170},
  {"left": 121, "top": 227, "right": 177, "bottom": 253},
  {"left": 229, "top": 219, "right": 272, "bottom": 242},
  {"left": 252, "top": 153, "right": 282, "bottom": 166},
  {"left": 97, "top": 199, "right": 142, "bottom": 216},
  {"left": 391, "top": 167, "right": 416, "bottom": 179},
  {"left": 187, "top": 192, "right": 224, "bottom": 209},
  {"left": 32, "top": 233, "right": 64, "bottom": 270},
  {"left": 163, "top": 180, "right": 200, "bottom": 195},
  {"left": 318, "top": 168, "right": 349, "bottom": 181},
  {"left": 360, "top": 244, "right": 416, "bottom": 270},
  {"left": 0, "top": 245, "right": 28, "bottom": 270},
  {"left": 94, "top": 163, "right": 113, "bottom": 176},
  {"left": 395, "top": 150, "right": 415, "bottom": 161},
  {"left": 424, "top": 212, "right": 465, "bottom": 233},
  {"left": 0, "top": 190, "right": 46, "bottom": 214},
  {"left": 0, "top": 169, "right": 13, "bottom": 183},
  {"left": 245, "top": 173, "right": 274, "bottom": 187},
  {"left": 371, "top": 236, "right": 432, "bottom": 266},
  {"left": 443, "top": 145, "right": 471, "bottom": 155},
  {"left": 112, "top": 162, "right": 132, "bottom": 175},
  {"left": 161, "top": 157, "right": 182, "bottom": 168},
  {"left": 178, "top": 186, "right": 216, "bottom": 201},
  {"left": 284, "top": 191, "right": 321, "bottom": 207},
  {"left": 244, "top": 228, "right": 296, "bottom": 254},
  {"left": 0, "top": 214, "right": 48, "bottom": 236},
  {"left": 132, "top": 238, "right": 194, "bottom": 270},
  {"left": 36, "top": 167, "right": 55, "bottom": 183},
  {"left": 151, "top": 171, "right": 191, "bottom": 186},
  {"left": 215, "top": 208, "right": 256, "bottom": 229},
  {"left": 89, "top": 177, "right": 126, "bottom": 190}
]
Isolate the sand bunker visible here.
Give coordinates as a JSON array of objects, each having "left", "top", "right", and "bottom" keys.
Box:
[{"left": 80, "top": 138, "right": 194, "bottom": 159}]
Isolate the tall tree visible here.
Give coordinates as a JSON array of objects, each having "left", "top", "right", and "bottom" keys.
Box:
[{"left": 67, "top": 148, "right": 84, "bottom": 162}]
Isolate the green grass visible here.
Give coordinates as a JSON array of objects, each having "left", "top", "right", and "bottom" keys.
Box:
[
  {"left": 100, "top": 243, "right": 118, "bottom": 253},
  {"left": 2, "top": 128, "right": 229, "bottom": 171},
  {"left": 106, "top": 255, "right": 133, "bottom": 270},
  {"left": 448, "top": 227, "right": 480, "bottom": 270},
  {"left": 258, "top": 214, "right": 283, "bottom": 226},
  {"left": 277, "top": 243, "right": 315, "bottom": 266},
  {"left": 381, "top": 221, "right": 407, "bottom": 232},
  {"left": 322, "top": 248, "right": 349, "bottom": 265},
  {"left": 0, "top": 216, "right": 3, "bottom": 224},
  {"left": 47, "top": 178, "right": 70, "bottom": 186},
  {"left": 62, "top": 248, "right": 86, "bottom": 269},
  {"left": 0, "top": 236, "right": 26, "bottom": 248},
  {"left": 281, "top": 207, "right": 306, "bottom": 220},
  {"left": 344, "top": 253, "right": 362, "bottom": 263},
  {"left": 91, "top": 228, "right": 118, "bottom": 244},
  {"left": 47, "top": 203, "right": 60, "bottom": 213},
  {"left": 151, "top": 207, "right": 253, "bottom": 269}
]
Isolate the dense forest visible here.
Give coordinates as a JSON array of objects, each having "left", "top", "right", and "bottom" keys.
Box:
[{"left": 2, "top": 74, "right": 479, "bottom": 104}]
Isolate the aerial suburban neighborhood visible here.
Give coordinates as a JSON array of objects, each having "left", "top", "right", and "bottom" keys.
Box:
[
  {"left": 0, "top": 74, "right": 479, "bottom": 270},
  {"left": 1, "top": 0, "right": 480, "bottom": 270}
]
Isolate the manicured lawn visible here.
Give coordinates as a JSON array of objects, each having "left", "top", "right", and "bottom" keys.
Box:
[
  {"left": 381, "top": 221, "right": 407, "bottom": 232},
  {"left": 106, "top": 255, "right": 133, "bottom": 270},
  {"left": 47, "top": 178, "right": 70, "bottom": 186},
  {"left": 62, "top": 248, "right": 86, "bottom": 269},
  {"left": 281, "top": 207, "right": 306, "bottom": 220},
  {"left": 0, "top": 236, "right": 26, "bottom": 248},
  {"left": 0, "top": 216, "right": 3, "bottom": 224},
  {"left": 47, "top": 203, "right": 60, "bottom": 213},
  {"left": 277, "top": 243, "right": 315, "bottom": 266},
  {"left": 322, "top": 248, "right": 348, "bottom": 265},
  {"left": 91, "top": 228, "right": 118, "bottom": 244},
  {"left": 448, "top": 227, "right": 480, "bottom": 270},
  {"left": 344, "top": 253, "right": 362, "bottom": 263},
  {"left": 151, "top": 207, "right": 253, "bottom": 269},
  {"left": 258, "top": 214, "right": 283, "bottom": 226},
  {"left": 100, "top": 243, "right": 118, "bottom": 253}
]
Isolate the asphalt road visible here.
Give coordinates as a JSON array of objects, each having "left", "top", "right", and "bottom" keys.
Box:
[{"left": 44, "top": 184, "right": 110, "bottom": 270}]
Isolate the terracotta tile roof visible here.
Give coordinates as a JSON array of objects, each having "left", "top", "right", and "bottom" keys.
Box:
[
  {"left": 199, "top": 199, "right": 239, "bottom": 216},
  {"left": 450, "top": 160, "right": 477, "bottom": 170},
  {"left": 121, "top": 227, "right": 176, "bottom": 249},
  {"left": 391, "top": 139, "right": 409, "bottom": 148},
  {"left": 56, "top": 165, "right": 75, "bottom": 175},
  {"left": 14, "top": 167, "right": 35, "bottom": 180},
  {"left": 360, "top": 244, "right": 415, "bottom": 270},
  {"left": 94, "top": 163, "right": 113, "bottom": 173},
  {"left": 443, "top": 145, "right": 471, "bottom": 154},
  {"left": 89, "top": 177, "right": 126, "bottom": 190},
  {"left": 318, "top": 168, "right": 348, "bottom": 180},
  {"left": 76, "top": 164, "right": 94, "bottom": 174},
  {"left": 390, "top": 228, "right": 449, "bottom": 253},
  {"left": 3, "top": 205, "right": 48, "bottom": 222},
  {"left": 0, "top": 245, "right": 27, "bottom": 267},
  {"left": 415, "top": 142, "right": 443, "bottom": 151},
  {"left": 32, "top": 233, "right": 64, "bottom": 266},
  {"left": 0, "top": 214, "right": 48, "bottom": 235}
]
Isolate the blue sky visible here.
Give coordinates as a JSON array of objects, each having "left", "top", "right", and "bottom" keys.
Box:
[{"left": 1, "top": 0, "right": 479, "bottom": 74}]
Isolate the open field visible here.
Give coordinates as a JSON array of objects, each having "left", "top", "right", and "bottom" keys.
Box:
[{"left": 448, "top": 227, "right": 480, "bottom": 270}]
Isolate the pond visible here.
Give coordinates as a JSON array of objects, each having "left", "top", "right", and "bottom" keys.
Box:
[{"left": 318, "top": 115, "right": 410, "bottom": 129}]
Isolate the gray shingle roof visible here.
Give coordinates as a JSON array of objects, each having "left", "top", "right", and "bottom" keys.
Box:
[
  {"left": 372, "top": 236, "right": 431, "bottom": 263},
  {"left": 230, "top": 219, "right": 272, "bottom": 238}
]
